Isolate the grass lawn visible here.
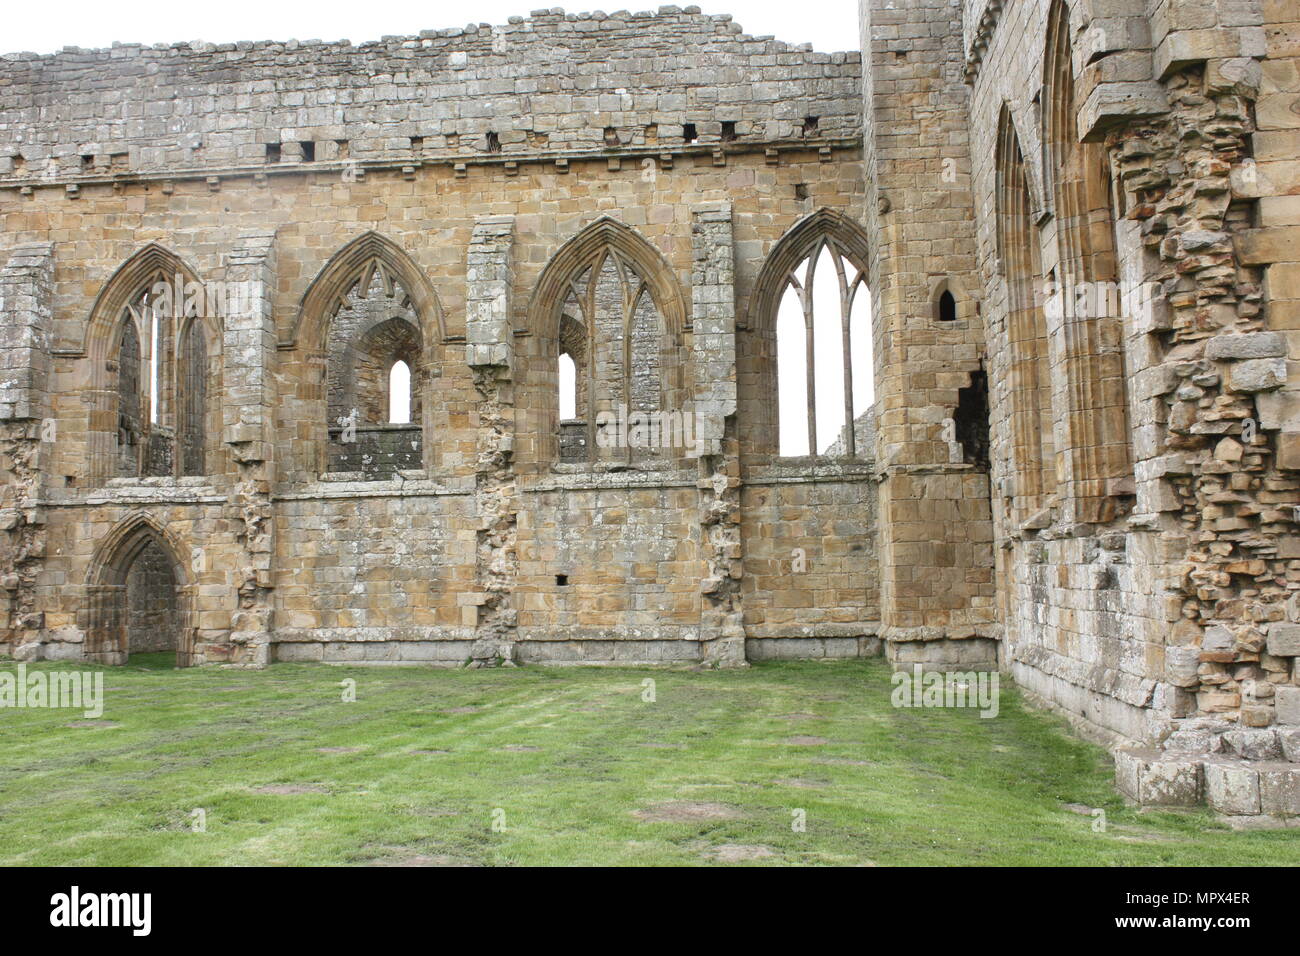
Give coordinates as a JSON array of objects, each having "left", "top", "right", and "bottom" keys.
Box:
[{"left": 0, "top": 655, "right": 1296, "bottom": 866}]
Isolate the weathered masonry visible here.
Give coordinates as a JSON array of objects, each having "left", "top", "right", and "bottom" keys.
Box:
[{"left": 0, "top": 1, "right": 1298, "bottom": 819}]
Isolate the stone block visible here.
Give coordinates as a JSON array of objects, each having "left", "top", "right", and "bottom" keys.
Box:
[
  {"left": 1166, "top": 645, "right": 1201, "bottom": 686},
  {"left": 1205, "top": 759, "right": 1262, "bottom": 815},
  {"left": 1276, "top": 686, "right": 1300, "bottom": 726},
  {"left": 1279, "top": 433, "right": 1300, "bottom": 471},
  {"left": 1258, "top": 765, "right": 1300, "bottom": 815},
  {"left": 1115, "top": 747, "right": 1203, "bottom": 806},
  {"left": 1279, "top": 728, "right": 1300, "bottom": 763},
  {"left": 1164, "top": 727, "right": 1222, "bottom": 753},
  {"left": 1256, "top": 390, "right": 1300, "bottom": 431},
  {"left": 1204, "top": 331, "right": 1287, "bottom": 359},
  {"left": 1268, "top": 623, "right": 1300, "bottom": 657},
  {"left": 1229, "top": 358, "right": 1287, "bottom": 392},
  {"left": 1113, "top": 747, "right": 1146, "bottom": 800},
  {"left": 1203, "top": 625, "right": 1236, "bottom": 652},
  {"left": 1139, "top": 757, "right": 1204, "bottom": 806},
  {"left": 1222, "top": 729, "right": 1282, "bottom": 760}
]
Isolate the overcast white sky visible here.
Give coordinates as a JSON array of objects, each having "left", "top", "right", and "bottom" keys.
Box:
[{"left": 3, "top": 1, "right": 860, "bottom": 56}]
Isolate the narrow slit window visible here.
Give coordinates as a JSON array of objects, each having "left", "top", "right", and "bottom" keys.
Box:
[{"left": 937, "top": 288, "right": 957, "bottom": 323}]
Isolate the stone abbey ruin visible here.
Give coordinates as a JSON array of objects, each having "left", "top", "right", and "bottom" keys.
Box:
[{"left": 0, "top": 0, "right": 1298, "bottom": 818}]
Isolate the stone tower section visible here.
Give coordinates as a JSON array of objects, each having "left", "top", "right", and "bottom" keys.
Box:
[{"left": 859, "top": 0, "right": 998, "bottom": 668}]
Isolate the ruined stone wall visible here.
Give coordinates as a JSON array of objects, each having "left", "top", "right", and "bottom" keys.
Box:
[
  {"left": 516, "top": 477, "right": 704, "bottom": 663},
  {"left": 273, "top": 478, "right": 473, "bottom": 663},
  {"left": 961, "top": 0, "right": 1300, "bottom": 753},
  {"left": 0, "top": 9, "right": 880, "bottom": 668},
  {"left": 35, "top": 492, "right": 232, "bottom": 662},
  {"left": 964, "top": 0, "right": 1174, "bottom": 745},
  {"left": 953, "top": 0, "right": 1300, "bottom": 815},
  {"left": 0, "top": 7, "right": 861, "bottom": 178}
]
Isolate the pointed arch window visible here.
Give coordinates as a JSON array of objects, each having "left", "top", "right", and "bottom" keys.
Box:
[
  {"left": 774, "top": 237, "right": 873, "bottom": 457},
  {"left": 556, "top": 247, "right": 677, "bottom": 465},
  {"left": 937, "top": 289, "right": 957, "bottom": 323},
  {"left": 324, "top": 260, "right": 425, "bottom": 477},
  {"left": 530, "top": 220, "right": 687, "bottom": 468},
  {"left": 1042, "top": 0, "right": 1133, "bottom": 523},
  {"left": 105, "top": 268, "right": 214, "bottom": 480},
  {"left": 83, "top": 247, "right": 222, "bottom": 486},
  {"left": 997, "top": 107, "right": 1057, "bottom": 518}
]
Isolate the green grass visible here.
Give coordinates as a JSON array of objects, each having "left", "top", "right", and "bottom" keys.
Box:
[{"left": 0, "top": 656, "right": 1296, "bottom": 866}]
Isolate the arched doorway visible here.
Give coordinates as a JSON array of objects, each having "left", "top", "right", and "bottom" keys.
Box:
[{"left": 84, "top": 517, "right": 194, "bottom": 666}]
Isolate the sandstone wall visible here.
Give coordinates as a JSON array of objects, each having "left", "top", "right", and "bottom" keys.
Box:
[
  {"left": 741, "top": 461, "right": 881, "bottom": 660},
  {"left": 963, "top": 0, "right": 1175, "bottom": 745},
  {"left": 859, "top": 0, "right": 998, "bottom": 670},
  {"left": 0, "top": 9, "right": 881, "bottom": 668},
  {"left": 0, "top": 7, "right": 861, "bottom": 177},
  {"left": 955, "top": 0, "right": 1300, "bottom": 766}
]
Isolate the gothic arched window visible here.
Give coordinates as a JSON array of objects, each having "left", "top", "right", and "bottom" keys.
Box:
[
  {"left": 324, "top": 262, "right": 425, "bottom": 477},
  {"left": 769, "top": 227, "right": 873, "bottom": 458},
  {"left": 997, "top": 106, "right": 1057, "bottom": 517},
  {"left": 531, "top": 219, "right": 688, "bottom": 468},
  {"left": 90, "top": 248, "right": 216, "bottom": 483},
  {"left": 1042, "top": 0, "right": 1133, "bottom": 522}
]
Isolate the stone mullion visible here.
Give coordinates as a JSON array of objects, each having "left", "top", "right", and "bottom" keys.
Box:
[
  {"left": 583, "top": 296, "right": 597, "bottom": 461},
  {"left": 571, "top": 271, "right": 597, "bottom": 460},
  {"left": 619, "top": 261, "right": 636, "bottom": 468}
]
